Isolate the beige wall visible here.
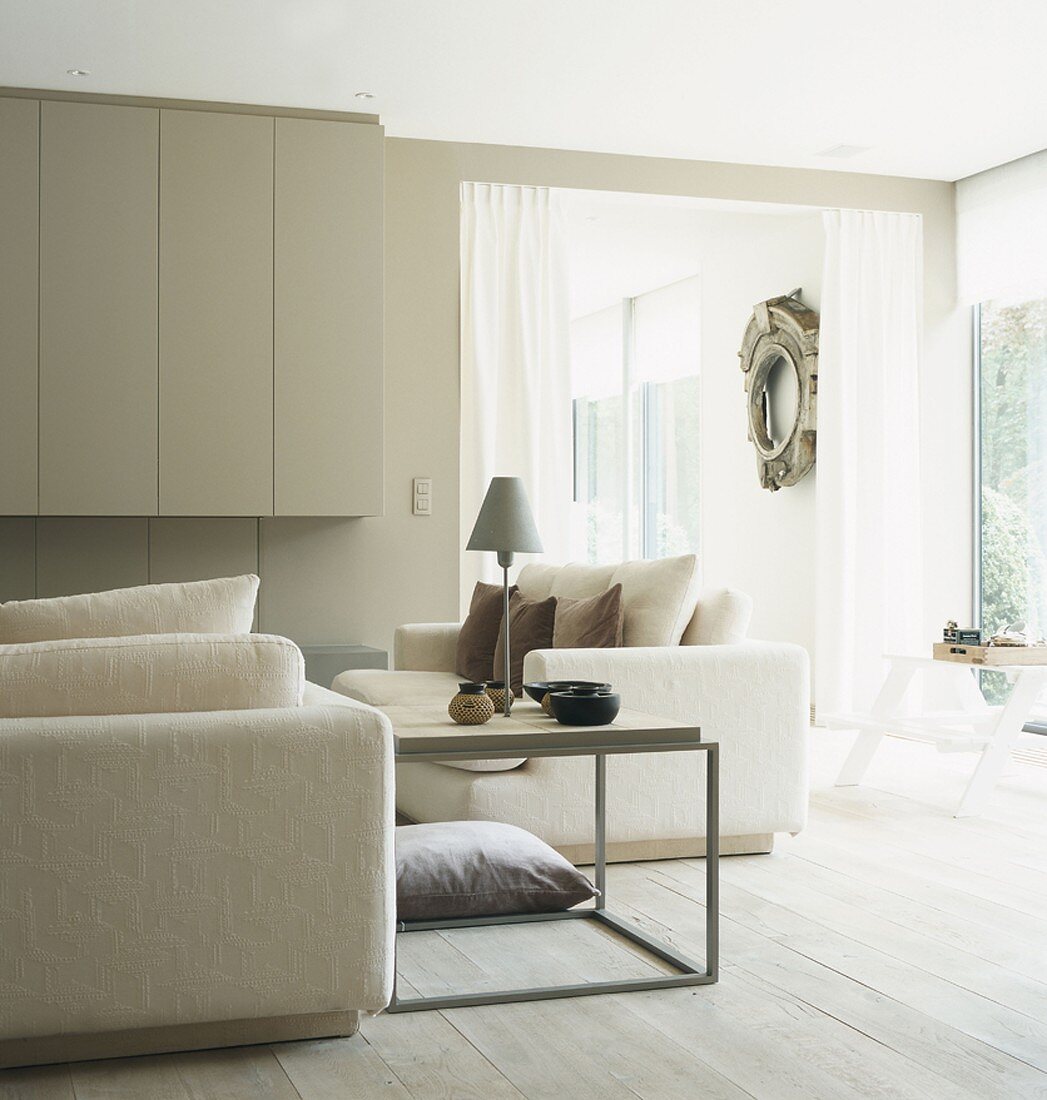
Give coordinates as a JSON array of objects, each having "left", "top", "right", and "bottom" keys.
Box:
[{"left": 0, "top": 136, "right": 971, "bottom": 661}]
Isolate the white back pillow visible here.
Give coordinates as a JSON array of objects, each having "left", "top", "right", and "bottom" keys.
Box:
[
  {"left": 0, "top": 574, "right": 259, "bottom": 644},
  {"left": 0, "top": 633, "right": 304, "bottom": 718}
]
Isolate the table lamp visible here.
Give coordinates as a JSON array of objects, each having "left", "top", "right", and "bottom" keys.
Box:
[{"left": 466, "top": 476, "right": 543, "bottom": 715}]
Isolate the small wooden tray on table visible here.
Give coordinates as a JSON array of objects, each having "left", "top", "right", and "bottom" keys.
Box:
[{"left": 933, "top": 642, "right": 1047, "bottom": 666}]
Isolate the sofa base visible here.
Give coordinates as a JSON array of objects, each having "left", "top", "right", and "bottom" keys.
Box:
[
  {"left": 555, "top": 833, "right": 774, "bottom": 864},
  {"left": 0, "top": 1010, "right": 360, "bottom": 1070}
]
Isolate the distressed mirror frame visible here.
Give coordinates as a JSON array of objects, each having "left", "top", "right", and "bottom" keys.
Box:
[{"left": 738, "top": 292, "right": 819, "bottom": 491}]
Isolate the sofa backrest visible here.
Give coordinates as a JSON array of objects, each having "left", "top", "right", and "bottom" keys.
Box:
[
  {"left": 517, "top": 555, "right": 751, "bottom": 647},
  {"left": 0, "top": 574, "right": 260, "bottom": 644}
]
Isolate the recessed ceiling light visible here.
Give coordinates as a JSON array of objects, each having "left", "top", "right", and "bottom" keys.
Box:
[
  {"left": 816, "top": 143, "right": 872, "bottom": 159},
  {"left": 66, "top": 68, "right": 90, "bottom": 77},
  {"left": 354, "top": 91, "right": 375, "bottom": 100}
]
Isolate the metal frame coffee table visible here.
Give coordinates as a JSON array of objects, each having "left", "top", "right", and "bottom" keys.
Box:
[{"left": 385, "top": 701, "right": 718, "bottom": 1012}]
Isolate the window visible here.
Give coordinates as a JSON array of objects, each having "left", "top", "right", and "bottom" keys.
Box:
[
  {"left": 570, "top": 277, "right": 700, "bottom": 564},
  {"left": 977, "top": 296, "right": 1047, "bottom": 707}
]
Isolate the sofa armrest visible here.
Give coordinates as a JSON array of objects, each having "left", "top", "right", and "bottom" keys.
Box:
[
  {"left": 524, "top": 640, "right": 810, "bottom": 834},
  {"left": 393, "top": 622, "right": 461, "bottom": 672},
  {"left": 0, "top": 702, "right": 395, "bottom": 1041}
]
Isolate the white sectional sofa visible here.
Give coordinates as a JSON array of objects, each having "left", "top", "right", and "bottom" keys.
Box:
[
  {"left": 0, "top": 579, "right": 395, "bottom": 1068},
  {"left": 334, "top": 559, "right": 810, "bottom": 861}
]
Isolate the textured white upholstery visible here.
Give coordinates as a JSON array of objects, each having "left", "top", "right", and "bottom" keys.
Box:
[
  {"left": 393, "top": 622, "right": 461, "bottom": 673},
  {"left": 681, "top": 587, "right": 754, "bottom": 646},
  {"left": 0, "top": 695, "right": 395, "bottom": 1042},
  {"left": 0, "top": 633, "right": 304, "bottom": 718},
  {"left": 0, "top": 574, "right": 259, "bottom": 644}
]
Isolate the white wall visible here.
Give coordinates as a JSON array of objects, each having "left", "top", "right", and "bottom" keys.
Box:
[{"left": 565, "top": 196, "right": 825, "bottom": 664}]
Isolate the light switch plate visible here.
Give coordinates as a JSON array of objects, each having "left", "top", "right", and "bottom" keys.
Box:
[{"left": 413, "top": 478, "right": 432, "bottom": 515}]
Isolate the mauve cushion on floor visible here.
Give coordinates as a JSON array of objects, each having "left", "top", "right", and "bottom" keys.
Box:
[{"left": 395, "top": 820, "right": 599, "bottom": 920}]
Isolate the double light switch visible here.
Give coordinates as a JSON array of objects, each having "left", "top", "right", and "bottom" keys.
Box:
[{"left": 413, "top": 477, "right": 432, "bottom": 515}]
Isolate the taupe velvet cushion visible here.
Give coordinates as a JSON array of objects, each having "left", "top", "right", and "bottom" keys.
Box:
[
  {"left": 492, "top": 591, "right": 557, "bottom": 696},
  {"left": 395, "top": 820, "right": 599, "bottom": 920},
  {"left": 456, "top": 581, "right": 517, "bottom": 683},
  {"left": 553, "top": 583, "right": 624, "bottom": 649}
]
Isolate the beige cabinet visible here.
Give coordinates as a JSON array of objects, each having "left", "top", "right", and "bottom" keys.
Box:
[
  {"left": 274, "top": 118, "right": 384, "bottom": 516},
  {"left": 159, "top": 110, "right": 274, "bottom": 516},
  {"left": 39, "top": 101, "right": 159, "bottom": 515},
  {"left": 0, "top": 99, "right": 39, "bottom": 515},
  {"left": 2, "top": 92, "right": 382, "bottom": 520}
]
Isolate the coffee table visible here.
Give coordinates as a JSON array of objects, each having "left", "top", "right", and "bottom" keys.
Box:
[{"left": 386, "top": 700, "right": 718, "bottom": 1012}]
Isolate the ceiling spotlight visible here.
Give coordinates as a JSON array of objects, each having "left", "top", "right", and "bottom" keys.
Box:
[
  {"left": 354, "top": 91, "right": 375, "bottom": 100},
  {"left": 66, "top": 68, "right": 90, "bottom": 77}
]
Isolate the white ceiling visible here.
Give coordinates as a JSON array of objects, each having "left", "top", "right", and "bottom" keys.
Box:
[{"left": 2, "top": 0, "right": 1046, "bottom": 181}]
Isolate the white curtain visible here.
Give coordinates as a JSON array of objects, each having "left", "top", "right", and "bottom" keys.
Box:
[
  {"left": 815, "top": 210, "right": 924, "bottom": 718},
  {"left": 459, "top": 183, "right": 572, "bottom": 612},
  {"left": 957, "top": 148, "right": 1047, "bottom": 305}
]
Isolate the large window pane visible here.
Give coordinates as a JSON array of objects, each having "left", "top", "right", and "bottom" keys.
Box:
[
  {"left": 979, "top": 297, "right": 1047, "bottom": 637},
  {"left": 570, "top": 277, "right": 699, "bottom": 564}
]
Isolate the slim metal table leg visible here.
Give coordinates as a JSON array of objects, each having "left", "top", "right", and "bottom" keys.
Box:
[
  {"left": 595, "top": 752, "right": 606, "bottom": 909},
  {"left": 706, "top": 742, "right": 719, "bottom": 981}
]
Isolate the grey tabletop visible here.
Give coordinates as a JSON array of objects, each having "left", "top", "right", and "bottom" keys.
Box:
[{"left": 385, "top": 699, "right": 706, "bottom": 761}]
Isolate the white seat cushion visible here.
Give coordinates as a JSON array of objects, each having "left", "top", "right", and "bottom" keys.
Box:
[
  {"left": 0, "top": 574, "right": 259, "bottom": 644},
  {"left": 333, "top": 669, "right": 462, "bottom": 707},
  {"left": 0, "top": 632, "right": 304, "bottom": 718}
]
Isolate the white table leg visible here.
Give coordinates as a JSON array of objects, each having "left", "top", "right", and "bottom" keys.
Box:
[
  {"left": 835, "top": 662, "right": 917, "bottom": 786},
  {"left": 955, "top": 668, "right": 1044, "bottom": 817}
]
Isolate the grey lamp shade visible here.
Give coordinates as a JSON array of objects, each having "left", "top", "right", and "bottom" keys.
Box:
[{"left": 466, "top": 477, "right": 544, "bottom": 553}]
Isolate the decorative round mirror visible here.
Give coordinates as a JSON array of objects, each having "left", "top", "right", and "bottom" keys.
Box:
[{"left": 738, "top": 293, "right": 819, "bottom": 491}]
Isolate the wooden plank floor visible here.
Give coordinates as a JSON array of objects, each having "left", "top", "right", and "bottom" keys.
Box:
[{"left": 5, "top": 728, "right": 1047, "bottom": 1099}]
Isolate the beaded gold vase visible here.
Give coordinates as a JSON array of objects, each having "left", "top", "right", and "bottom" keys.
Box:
[
  {"left": 484, "top": 681, "right": 511, "bottom": 713},
  {"left": 448, "top": 682, "right": 495, "bottom": 725}
]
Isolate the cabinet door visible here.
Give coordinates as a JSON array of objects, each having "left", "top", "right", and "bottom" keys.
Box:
[
  {"left": 0, "top": 99, "right": 39, "bottom": 515},
  {"left": 39, "top": 101, "right": 159, "bottom": 515},
  {"left": 274, "top": 118, "right": 383, "bottom": 516},
  {"left": 159, "top": 110, "right": 273, "bottom": 516}
]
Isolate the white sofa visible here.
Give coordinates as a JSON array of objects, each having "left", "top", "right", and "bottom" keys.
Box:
[
  {"left": 334, "top": 559, "right": 809, "bottom": 862},
  {"left": 0, "top": 589, "right": 395, "bottom": 1069}
]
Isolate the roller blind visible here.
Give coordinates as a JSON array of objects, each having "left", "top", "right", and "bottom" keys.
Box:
[{"left": 957, "top": 148, "right": 1047, "bottom": 305}]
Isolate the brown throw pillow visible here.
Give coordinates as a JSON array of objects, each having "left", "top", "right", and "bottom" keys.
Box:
[
  {"left": 396, "top": 820, "right": 599, "bottom": 920},
  {"left": 456, "top": 581, "right": 518, "bottom": 683},
  {"left": 492, "top": 590, "right": 557, "bottom": 697},
  {"left": 553, "top": 583, "right": 624, "bottom": 649}
]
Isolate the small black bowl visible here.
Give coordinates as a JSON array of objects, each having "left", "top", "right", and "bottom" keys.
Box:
[
  {"left": 522, "top": 680, "right": 611, "bottom": 704},
  {"left": 549, "top": 689, "right": 622, "bottom": 726}
]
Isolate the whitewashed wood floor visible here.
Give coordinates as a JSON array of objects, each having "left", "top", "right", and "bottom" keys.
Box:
[{"left": 5, "top": 727, "right": 1047, "bottom": 1100}]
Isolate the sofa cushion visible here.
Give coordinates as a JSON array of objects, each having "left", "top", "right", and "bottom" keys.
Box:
[
  {"left": 396, "top": 820, "right": 598, "bottom": 920},
  {"left": 456, "top": 581, "right": 517, "bottom": 683},
  {"left": 610, "top": 554, "right": 701, "bottom": 647},
  {"left": 550, "top": 563, "right": 618, "bottom": 598},
  {"left": 0, "top": 574, "right": 259, "bottom": 644},
  {"left": 0, "top": 632, "right": 304, "bottom": 718},
  {"left": 553, "top": 584, "right": 624, "bottom": 649},
  {"left": 515, "top": 563, "right": 561, "bottom": 601},
  {"left": 681, "top": 587, "right": 754, "bottom": 646},
  {"left": 492, "top": 592, "right": 557, "bottom": 697}
]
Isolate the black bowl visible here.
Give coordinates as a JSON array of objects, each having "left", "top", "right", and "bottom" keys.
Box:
[
  {"left": 522, "top": 680, "right": 611, "bottom": 704},
  {"left": 549, "top": 690, "right": 622, "bottom": 726}
]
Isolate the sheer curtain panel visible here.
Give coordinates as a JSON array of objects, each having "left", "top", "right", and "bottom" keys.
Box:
[
  {"left": 816, "top": 210, "right": 924, "bottom": 718},
  {"left": 459, "top": 183, "right": 572, "bottom": 611}
]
